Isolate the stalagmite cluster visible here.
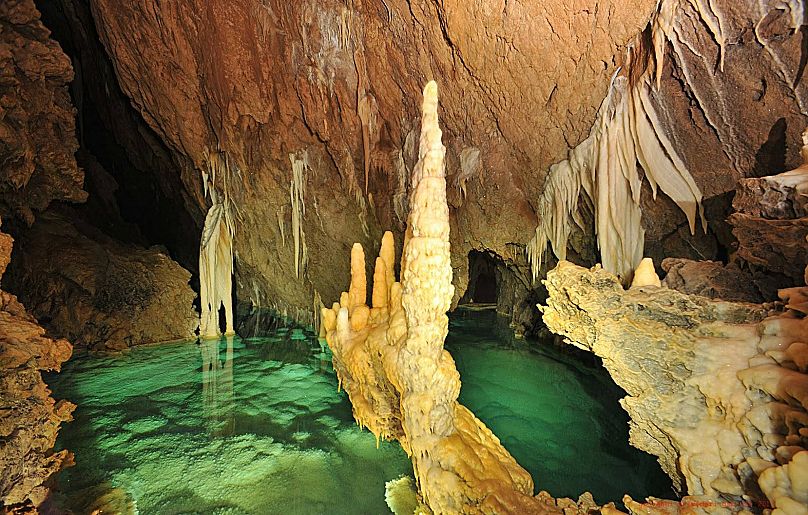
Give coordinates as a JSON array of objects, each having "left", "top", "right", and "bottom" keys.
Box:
[
  {"left": 199, "top": 153, "right": 236, "bottom": 338},
  {"left": 322, "top": 82, "right": 598, "bottom": 514}
]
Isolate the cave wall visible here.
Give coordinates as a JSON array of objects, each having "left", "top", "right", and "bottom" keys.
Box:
[
  {"left": 5, "top": 0, "right": 807, "bottom": 336},
  {"left": 75, "top": 0, "right": 660, "bottom": 328},
  {"left": 64, "top": 0, "right": 807, "bottom": 333},
  {"left": 640, "top": 0, "right": 808, "bottom": 265},
  {"left": 0, "top": 0, "right": 200, "bottom": 352},
  {"left": 0, "top": 221, "right": 74, "bottom": 513},
  {"left": 36, "top": 0, "right": 204, "bottom": 270},
  {"left": 0, "top": 0, "right": 86, "bottom": 224}
]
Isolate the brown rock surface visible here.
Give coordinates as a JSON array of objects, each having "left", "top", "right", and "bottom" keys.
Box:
[
  {"left": 0, "top": 222, "right": 74, "bottom": 512},
  {"left": 730, "top": 165, "right": 808, "bottom": 285},
  {"left": 0, "top": 0, "right": 86, "bottom": 224},
  {"left": 6, "top": 210, "right": 198, "bottom": 351},
  {"left": 76, "top": 0, "right": 659, "bottom": 327},
  {"left": 53, "top": 0, "right": 806, "bottom": 331},
  {"left": 661, "top": 258, "right": 771, "bottom": 303},
  {"left": 542, "top": 260, "right": 808, "bottom": 510},
  {"left": 728, "top": 214, "right": 808, "bottom": 284}
]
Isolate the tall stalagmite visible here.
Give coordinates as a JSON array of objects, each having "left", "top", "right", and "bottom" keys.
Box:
[{"left": 322, "top": 82, "right": 595, "bottom": 514}]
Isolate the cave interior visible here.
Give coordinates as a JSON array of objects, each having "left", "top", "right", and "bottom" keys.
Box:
[{"left": 1, "top": 0, "right": 808, "bottom": 514}]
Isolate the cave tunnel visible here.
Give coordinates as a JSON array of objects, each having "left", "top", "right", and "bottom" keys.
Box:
[{"left": 463, "top": 250, "right": 499, "bottom": 304}]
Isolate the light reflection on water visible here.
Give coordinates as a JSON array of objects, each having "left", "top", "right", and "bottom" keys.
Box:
[{"left": 46, "top": 309, "right": 672, "bottom": 513}]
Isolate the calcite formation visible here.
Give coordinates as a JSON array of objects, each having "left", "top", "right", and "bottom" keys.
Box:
[
  {"left": 322, "top": 83, "right": 596, "bottom": 514},
  {"left": 630, "top": 258, "right": 661, "bottom": 288},
  {"left": 199, "top": 153, "right": 237, "bottom": 339},
  {"left": 76, "top": 0, "right": 663, "bottom": 328},
  {"left": 542, "top": 261, "right": 808, "bottom": 511},
  {"left": 527, "top": 2, "right": 710, "bottom": 284},
  {"left": 6, "top": 210, "right": 198, "bottom": 351},
  {"left": 0, "top": 221, "right": 74, "bottom": 512},
  {"left": 37, "top": 0, "right": 806, "bottom": 337}
]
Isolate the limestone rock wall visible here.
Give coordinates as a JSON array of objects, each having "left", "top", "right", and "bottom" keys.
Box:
[
  {"left": 730, "top": 170, "right": 808, "bottom": 289},
  {"left": 72, "top": 0, "right": 660, "bottom": 329},
  {"left": 0, "top": 1, "right": 202, "bottom": 351},
  {"left": 0, "top": 224, "right": 74, "bottom": 513},
  {"left": 50, "top": 0, "right": 805, "bottom": 334},
  {"left": 0, "top": 0, "right": 86, "bottom": 224},
  {"left": 6, "top": 209, "right": 198, "bottom": 351}
]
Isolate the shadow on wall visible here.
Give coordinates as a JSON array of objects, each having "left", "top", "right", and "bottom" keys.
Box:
[{"left": 753, "top": 118, "right": 787, "bottom": 177}]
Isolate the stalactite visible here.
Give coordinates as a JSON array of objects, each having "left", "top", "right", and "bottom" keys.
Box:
[
  {"left": 354, "top": 46, "right": 379, "bottom": 196},
  {"left": 290, "top": 151, "right": 308, "bottom": 279},
  {"left": 454, "top": 147, "right": 481, "bottom": 203},
  {"left": 199, "top": 152, "right": 237, "bottom": 339},
  {"left": 276, "top": 204, "right": 286, "bottom": 247},
  {"left": 392, "top": 149, "right": 409, "bottom": 227},
  {"left": 527, "top": 5, "right": 708, "bottom": 283}
]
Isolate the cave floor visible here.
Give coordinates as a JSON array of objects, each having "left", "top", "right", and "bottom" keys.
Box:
[{"left": 45, "top": 310, "right": 672, "bottom": 513}]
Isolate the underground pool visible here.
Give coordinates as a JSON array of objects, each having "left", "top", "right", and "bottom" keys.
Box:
[{"left": 45, "top": 308, "right": 672, "bottom": 513}]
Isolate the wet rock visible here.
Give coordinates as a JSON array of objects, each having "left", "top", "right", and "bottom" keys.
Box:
[{"left": 6, "top": 210, "right": 198, "bottom": 351}]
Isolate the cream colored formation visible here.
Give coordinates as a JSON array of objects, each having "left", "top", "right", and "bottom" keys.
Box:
[
  {"left": 199, "top": 152, "right": 236, "bottom": 338},
  {"left": 541, "top": 152, "right": 808, "bottom": 512},
  {"left": 290, "top": 151, "right": 309, "bottom": 279},
  {"left": 527, "top": 0, "right": 710, "bottom": 283},
  {"left": 321, "top": 82, "right": 601, "bottom": 514}
]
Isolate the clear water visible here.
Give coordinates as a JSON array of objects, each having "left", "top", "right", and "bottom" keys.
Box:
[
  {"left": 46, "top": 309, "right": 672, "bottom": 514},
  {"left": 46, "top": 331, "right": 412, "bottom": 514},
  {"left": 446, "top": 308, "right": 673, "bottom": 504}
]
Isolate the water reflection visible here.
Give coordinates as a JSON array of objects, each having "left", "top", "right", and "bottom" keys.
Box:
[{"left": 200, "top": 335, "right": 234, "bottom": 436}]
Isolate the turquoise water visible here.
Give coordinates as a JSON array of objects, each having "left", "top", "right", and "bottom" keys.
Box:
[
  {"left": 446, "top": 308, "right": 673, "bottom": 504},
  {"left": 47, "top": 310, "right": 671, "bottom": 513},
  {"left": 47, "top": 331, "right": 412, "bottom": 514}
]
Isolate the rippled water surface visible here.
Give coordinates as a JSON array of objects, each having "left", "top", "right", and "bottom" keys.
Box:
[{"left": 47, "top": 308, "right": 671, "bottom": 513}]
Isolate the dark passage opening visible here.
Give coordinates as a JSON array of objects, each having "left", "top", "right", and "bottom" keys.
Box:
[
  {"left": 218, "top": 304, "right": 227, "bottom": 335},
  {"left": 462, "top": 250, "right": 499, "bottom": 304}
]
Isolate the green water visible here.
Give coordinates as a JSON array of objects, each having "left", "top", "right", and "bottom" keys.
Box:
[
  {"left": 47, "top": 331, "right": 412, "bottom": 514},
  {"left": 47, "top": 310, "right": 671, "bottom": 514},
  {"left": 446, "top": 308, "right": 673, "bottom": 504}
]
